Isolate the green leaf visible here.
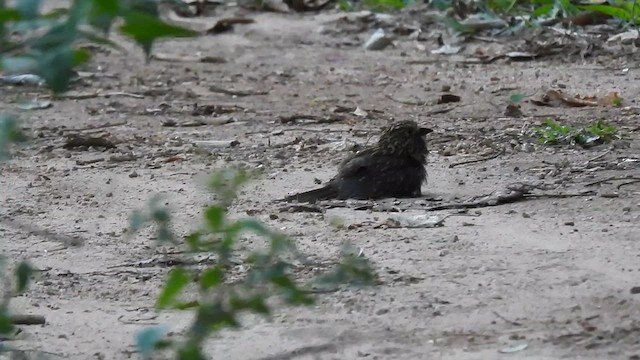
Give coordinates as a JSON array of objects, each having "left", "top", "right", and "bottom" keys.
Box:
[
  {"left": 442, "top": 17, "right": 476, "bottom": 34},
  {"left": 129, "top": 210, "right": 147, "bottom": 231},
  {"left": 229, "top": 295, "right": 270, "bottom": 315},
  {"left": 15, "top": 261, "right": 32, "bottom": 293},
  {"left": 579, "top": 4, "right": 630, "bottom": 21},
  {"left": 509, "top": 93, "right": 525, "bottom": 103},
  {"left": 0, "top": 115, "right": 26, "bottom": 162},
  {"left": 88, "top": 0, "right": 120, "bottom": 34},
  {"left": 532, "top": 4, "right": 554, "bottom": 17},
  {"left": 0, "top": 313, "right": 13, "bottom": 335},
  {"left": 204, "top": 206, "right": 225, "bottom": 231},
  {"left": 199, "top": 266, "right": 223, "bottom": 290},
  {"left": 16, "top": 0, "right": 41, "bottom": 20},
  {"left": 36, "top": 47, "right": 90, "bottom": 93},
  {"left": 0, "top": 8, "right": 21, "bottom": 22},
  {"left": 135, "top": 326, "right": 168, "bottom": 356},
  {"left": 156, "top": 268, "right": 190, "bottom": 309},
  {"left": 119, "top": 11, "right": 197, "bottom": 58}
]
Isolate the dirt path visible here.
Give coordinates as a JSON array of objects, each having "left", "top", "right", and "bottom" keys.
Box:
[{"left": 1, "top": 5, "right": 640, "bottom": 360}]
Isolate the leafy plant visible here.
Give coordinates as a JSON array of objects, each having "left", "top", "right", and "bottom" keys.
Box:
[
  {"left": 534, "top": 118, "right": 619, "bottom": 146},
  {"left": 0, "top": 0, "right": 196, "bottom": 94},
  {"left": 132, "top": 169, "right": 378, "bottom": 359}
]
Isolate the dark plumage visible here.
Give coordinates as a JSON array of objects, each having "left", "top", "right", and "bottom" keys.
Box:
[{"left": 283, "top": 120, "right": 433, "bottom": 202}]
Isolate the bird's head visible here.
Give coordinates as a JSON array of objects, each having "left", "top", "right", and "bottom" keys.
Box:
[{"left": 376, "top": 120, "right": 433, "bottom": 163}]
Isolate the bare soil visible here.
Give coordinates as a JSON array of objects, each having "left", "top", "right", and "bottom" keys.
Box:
[{"left": 1, "top": 3, "right": 640, "bottom": 360}]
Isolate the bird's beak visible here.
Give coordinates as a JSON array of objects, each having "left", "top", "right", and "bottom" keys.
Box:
[{"left": 419, "top": 127, "right": 434, "bottom": 136}]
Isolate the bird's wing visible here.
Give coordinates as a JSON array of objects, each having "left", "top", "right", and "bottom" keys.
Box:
[{"left": 336, "top": 154, "right": 372, "bottom": 180}]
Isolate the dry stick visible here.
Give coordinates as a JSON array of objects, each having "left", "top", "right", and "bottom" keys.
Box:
[
  {"left": 209, "top": 84, "right": 268, "bottom": 97},
  {"left": 423, "top": 192, "right": 595, "bottom": 212},
  {"left": 448, "top": 150, "right": 504, "bottom": 168},
  {"left": 584, "top": 176, "right": 640, "bottom": 187},
  {"left": 76, "top": 158, "right": 105, "bottom": 166},
  {"left": 46, "top": 91, "right": 144, "bottom": 100},
  {"left": 582, "top": 148, "right": 611, "bottom": 164},
  {"left": 11, "top": 314, "right": 46, "bottom": 325},
  {"left": 617, "top": 179, "right": 640, "bottom": 189},
  {"left": 492, "top": 311, "right": 522, "bottom": 327}
]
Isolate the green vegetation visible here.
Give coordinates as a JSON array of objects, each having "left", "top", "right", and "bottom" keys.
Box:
[
  {"left": 132, "top": 169, "right": 377, "bottom": 359},
  {"left": 534, "top": 119, "right": 620, "bottom": 146},
  {"left": 0, "top": 1, "right": 377, "bottom": 358}
]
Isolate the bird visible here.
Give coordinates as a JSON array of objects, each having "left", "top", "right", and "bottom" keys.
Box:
[{"left": 282, "top": 120, "right": 433, "bottom": 202}]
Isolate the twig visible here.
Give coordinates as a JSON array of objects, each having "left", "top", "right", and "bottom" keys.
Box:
[
  {"left": 209, "top": 84, "right": 268, "bottom": 97},
  {"left": 617, "top": 179, "right": 640, "bottom": 189},
  {"left": 10, "top": 314, "right": 46, "bottom": 325},
  {"left": 279, "top": 114, "right": 345, "bottom": 124},
  {"left": 117, "top": 314, "right": 158, "bottom": 325},
  {"left": 47, "top": 91, "right": 144, "bottom": 100},
  {"left": 448, "top": 150, "right": 504, "bottom": 168},
  {"left": 76, "top": 158, "right": 105, "bottom": 166},
  {"left": 492, "top": 311, "right": 522, "bottom": 326},
  {"left": 584, "top": 176, "right": 640, "bottom": 187},
  {"left": 582, "top": 149, "right": 611, "bottom": 164}
]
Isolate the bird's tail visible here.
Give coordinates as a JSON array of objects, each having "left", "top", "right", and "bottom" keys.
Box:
[{"left": 282, "top": 185, "right": 338, "bottom": 203}]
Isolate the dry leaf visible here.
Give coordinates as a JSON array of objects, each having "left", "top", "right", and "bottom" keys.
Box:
[{"left": 531, "top": 89, "right": 621, "bottom": 107}]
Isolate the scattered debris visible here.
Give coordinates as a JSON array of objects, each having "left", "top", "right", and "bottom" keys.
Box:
[
  {"left": 279, "top": 113, "right": 345, "bottom": 124},
  {"left": 531, "top": 89, "right": 622, "bottom": 107},
  {"left": 364, "top": 29, "right": 393, "bottom": 51},
  {"left": 209, "top": 84, "right": 269, "bottom": 97},
  {"left": 63, "top": 135, "right": 117, "bottom": 150},
  {"left": 607, "top": 30, "right": 639, "bottom": 44},
  {"left": 437, "top": 94, "right": 461, "bottom": 104},
  {"left": 76, "top": 158, "right": 105, "bottom": 166},
  {"left": 193, "top": 140, "right": 240, "bottom": 149},
  {"left": 10, "top": 314, "right": 46, "bottom": 325},
  {"left": 0, "top": 74, "right": 45, "bottom": 86},
  {"left": 206, "top": 18, "right": 255, "bottom": 34},
  {"left": 352, "top": 106, "right": 368, "bottom": 117},
  {"left": 47, "top": 91, "right": 144, "bottom": 100},
  {"left": 151, "top": 53, "right": 226, "bottom": 63},
  {"left": 279, "top": 204, "right": 324, "bottom": 213},
  {"left": 449, "top": 149, "right": 504, "bottom": 168},
  {"left": 498, "top": 343, "right": 528, "bottom": 354},
  {"left": 504, "top": 103, "right": 523, "bottom": 118},
  {"left": 191, "top": 104, "right": 244, "bottom": 116},
  {"left": 381, "top": 214, "right": 448, "bottom": 228},
  {"left": 16, "top": 100, "right": 52, "bottom": 110},
  {"left": 431, "top": 44, "right": 463, "bottom": 55}
]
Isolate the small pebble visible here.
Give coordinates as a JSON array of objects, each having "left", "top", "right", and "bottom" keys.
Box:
[
  {"left": 129, "top": 171, "right": 138, "bottom": 178},
  {"left": 375, "top": 308, "right": 389, "bottom": 315},
  {"left": 630, "top": 286, "right": 640, "bottom": 294},
  {"left": 564, "top": 221, "right": 575, "bottom": 226}
]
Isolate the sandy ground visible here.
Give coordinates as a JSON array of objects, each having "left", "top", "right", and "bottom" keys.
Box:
[{"left": 1, "top": 3, "right": 640, "bottom": 360}]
